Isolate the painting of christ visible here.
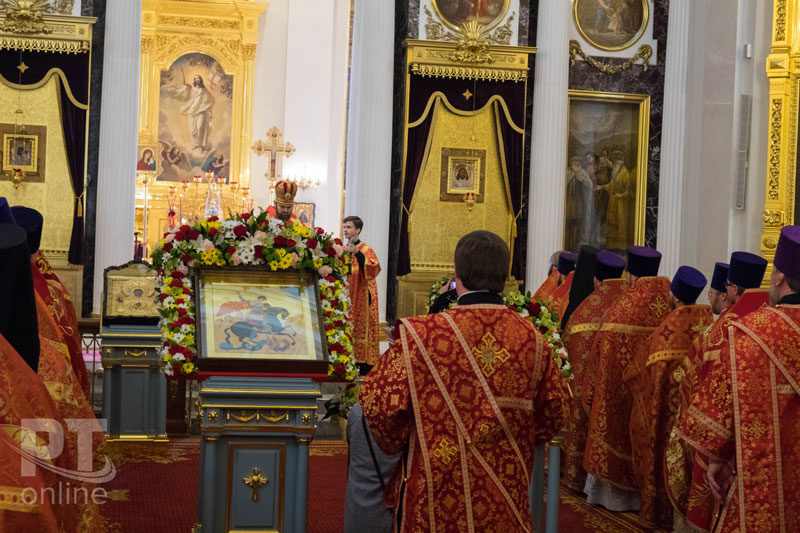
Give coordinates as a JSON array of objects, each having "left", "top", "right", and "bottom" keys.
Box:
[{"left": 157, "top": 53, "right": 233, "bottom": 182}]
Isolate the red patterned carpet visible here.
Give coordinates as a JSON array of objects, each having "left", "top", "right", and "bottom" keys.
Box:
[{"left": 97, "top": 438, "right": 664, "bottom": 532}]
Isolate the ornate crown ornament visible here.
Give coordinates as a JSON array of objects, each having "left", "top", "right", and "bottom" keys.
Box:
[
  {"left": 0, "top": 0, "right": 53, "bottom": 34},
  {"left": 273, "top": 179, "right": 298, "bottom": 205}
]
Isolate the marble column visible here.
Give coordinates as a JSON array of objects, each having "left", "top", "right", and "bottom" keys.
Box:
[
  {"left": 344, "top": 0, "right": 394, "bottom": 321},
  {"left": 92, "top": 0, "right": 141, "bottom": 313},
  {"left": 526, "top": 0, "right": 570, "bottom": 291},
  {"left": 656, "top": 0, "right": 691, "bottom": 277}
]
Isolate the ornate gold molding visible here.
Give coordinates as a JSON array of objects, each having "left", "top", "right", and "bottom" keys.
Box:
[
  {"left": 423, "top": 6, "right": 516, "bottom": 47},
  {"left": 761, "top": 0, "right": 798, "bottom": 274},
  {"left": 0, "top": 0, "right": 52, "bottom": 34},
  {"left": 0, "top": 13, "right": 94, "bottom": 53},
  {"left": 569, "top": 40, "right": 652, "bottom": 74},
  {"left": 224, "top": 409, "right": 289, "bottom": 424},
  {"left": 406, "top": 39, "right": 534, "bottom": 83}
]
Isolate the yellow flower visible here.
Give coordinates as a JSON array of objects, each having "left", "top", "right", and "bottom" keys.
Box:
[
  {"left": 184, "top": 334, "right": 195, "bottom": 345},
  {"left": 163, "top": 354, "right": 171, "bottom": 362},
  {"left": 182, "top": 362, "right": 195, "bottom": 374},
  {"left": 269, "top": 260, "right": 279, "bottom": 270},
  {"left": 313, "top": 258, "right": 323, "bottom": 269},
  {"left": 345, "top": 370, "right": 355, "bottom": 381}
]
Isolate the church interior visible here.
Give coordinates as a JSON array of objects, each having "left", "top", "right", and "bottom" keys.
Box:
[{"left": 1, "top": 0, "right": 799, "bottom": 531}]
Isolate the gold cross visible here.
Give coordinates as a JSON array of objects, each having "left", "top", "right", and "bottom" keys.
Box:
[
  {"left": 462, "top": 88, "right": 473, "bottom": 100},
  {"left": 243, "top": 467, "right": 268, "bottom": 502},
  {"left": 649, "top": 296, "right": 670, "bottom": 318},
  {"left": 251, "top": 126, "right": 296, "bottom": 182},
  {"left": 472, "top": 331, "right": 511, "bottom": 377},
  {"left": 17, "top": 62, "right": 28, "bottom": 74},
  {"left": 432, "top": 437, "right": 458, "bottom": 465},
  {"left": 691, "top": 317, "right": 710, "bottom": 335}
]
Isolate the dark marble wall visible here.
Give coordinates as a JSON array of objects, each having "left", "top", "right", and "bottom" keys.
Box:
[
  {"left": 568, "top": 0, "right": 669, "bottom": 249},
  {"left": 81, "top": 0, "right": 106, "bottom": 316}
]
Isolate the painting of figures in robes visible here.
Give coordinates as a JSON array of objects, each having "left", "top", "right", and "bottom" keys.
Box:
[
  {"left": 157, "top": 52, "right": 233, "bottom": 182},
  {"left": 565, "top": 91, "right": 649, "bottom": 253},
  {"left": 431, "top": 0, "right": 510, "bottom": 30},
  {"left": 573, "top": 0, "right": 648, "bottom": 51},
  {"left": 197, "top": 269, "right": 325, "bottom": 361}
]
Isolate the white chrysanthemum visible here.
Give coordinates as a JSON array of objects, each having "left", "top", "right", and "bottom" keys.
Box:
[
  {"left": 267, "top": 217, "right": 283, "bottom": 233},
  {"left": 164, "top": 365, "right": 174, "bottom": 377},
  {"left": 172, "top": 352, "right": 186, "bottom": 362},
  {"left": 238, "top": 245, "right": 256, "bottom": 264},
  {"left": 180, "top": 324, "right": 194, "bottom": 334},
  {"left": 172, "top": 332, "right": 185, "bottom": 344}
]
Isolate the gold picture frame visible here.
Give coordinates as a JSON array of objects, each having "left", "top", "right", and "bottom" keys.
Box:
[
  {"left": 430, "top": 0, "right": 511, "bottom": 32},
  {"left": 439, "top": 147, "right": 485, "bottom": 202},
  {"left": 293, "top": 202, "right": 315, "bottom": 227},
  {"left": 572, "top": 0, "right": 649, "bottom": 52},
  {"left": 565, "top": 90, "right": 650, "bottom": 253},
  {"left": 195, "top": 267, "right": 328, "bottom": 367},
  {"left": 3, "top": 133, "right": 38, "bottom": 173}
]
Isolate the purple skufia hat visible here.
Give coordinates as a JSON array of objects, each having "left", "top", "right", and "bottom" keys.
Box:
[
  {"left": 627, "top": 246, "right": 662, "bottom": 277},
  {"left": 774, "top": 225, "right": 800, "bottom": 280},
  {"left": 710, "top": 262, "right": 730, "bottom": 292},
  {"left": 728, "top": 251, "right": 767, "bottom": 289},
  {"left": 10, "top": 206, "right": 43, "bottom": 254},
  {"left": 558, "top": 252, "right": 577, "bottom": 276},
  {"left": 595, "top": 251, "right": 625, "bottom": 281},
  {"left": 0, "top": 197, "right": 15, "bottom": 225},
  {"left": 671, "top": 265, "right": 707, "bottom": 305}
]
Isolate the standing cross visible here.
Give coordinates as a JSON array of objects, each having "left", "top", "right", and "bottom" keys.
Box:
[
  {"left": 252, "top": 126, "right": 296, "bottom": 183},
  {"left": 243, "top": 467, "right": 269, "bottom": 502}
]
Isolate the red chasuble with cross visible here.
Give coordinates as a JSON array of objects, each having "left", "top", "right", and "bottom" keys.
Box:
[
  {"left": 625, "top": 303, "right": 714, "bottom": 528},
  {"left": 349, "top": 242, "right": 381, "bottom": 365},
  {"left": 548, "top": 271, "right": 574, "bottom": 319},
  {"left": 583, "top": 276, "right": 671, "bottom": 491},
  {"left": 533, "top": 270, "right": 558, "bottom": 302},
  {"left": 664, "top": 289, "right": 769, "bottom": 531},
  {"left": 562, "top": 277, "right": 627, "bottom": 490},
  {"left": 675, "top": 304, "right": 800, "bottom": 533},
  {"left": 361, "top": 303, "right": 566, "bottom": 532}
]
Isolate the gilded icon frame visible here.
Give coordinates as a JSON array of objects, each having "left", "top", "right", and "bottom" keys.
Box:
[
  {"left": 194, "top": 267, "right": 329, "bottom": 374},
  {"left": 565, "top": 90, "right": 650, "bottom": 253},
  {"left": 430, "top": 0, "right": 511, "bottom": 32},
  {"left": 3, "top": 133, "right": 38, "bottom": 173},
  {"left": 572, "top": 0, "right": 649, "bottom": 52},
  {"left": 439, "top": 147, "right": 486, "bottom": 202}
]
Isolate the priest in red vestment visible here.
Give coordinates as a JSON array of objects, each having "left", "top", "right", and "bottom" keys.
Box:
[
  {"left": 264, "top": 180, "right": 299, "bottom": 222},
  {"left": 626, "top": 266, "right": 712, "bottom": 528},
  {"left": 549, "top": 252, "right": 577, "bottom": 318},
  {"left": 675, "top": 225, "right": 800, "bottom": 533},
  {"left": 667, "top": 254, "right": 769, "bottom": 531},
  {"left": 361, "top": 231, "right": 566, "bottom": 532},
  {"left": 12, "top": 205, "right": 90, "bottom": 398},
  {"left": 532, "top": 251, "right": 567, "bottom": 302},
  {"left": 343, "top": 215, "right": 381, "bottom": 365},
  {"left": 563, "top": 250, "right": 626, "bottom": 490},
  {"left": 583, "top": 245, "right": 669, "bottom": 511}
]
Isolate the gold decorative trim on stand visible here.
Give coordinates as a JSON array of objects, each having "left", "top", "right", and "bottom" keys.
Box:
[
  {"left": 761, "top": 0, "right": 799, "bottom": 277},
  {"left": 424, "top": 6, "right": 516, "bottom": 46},
  {"left": 569, "top": 40, "right": 652, "bottom": 74},
  {"left": 0, "top": 13, "right": 95, "bottom": 54}
]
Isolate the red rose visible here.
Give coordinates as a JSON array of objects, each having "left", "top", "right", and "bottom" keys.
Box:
[
  {"left": 274, "top": 236, "right": 286, "bottom": 246},
  {"left": 286, "top": 239, "right": 297, "bottom": 247},
  {"left": 233, "top": 225, "right": 248, "bottom": 238},
  {"left": 184, "top": 317, "right": 194, "bottom": 326},
  {"left": 538, "top": 325, "right": 548, "bottom": 334},
  {"left": 334, "top": 238, "right": 343, "bottom": 245},
  {"left": 528, "top": 302, "right": 541, "bottom": 316},
  {"left": 159, "top": 293, "right": 168, "bottom": 301},
  {"left": 157, "top": 269, "right": 165, "bottom": 276},
  {"left": 325, "top": 310, "right": 333, "bottom": 318},
  {"left": 324, "top": 247, "right": 336, "bottom": 257},
  {"left": 241, "top": 213, "right": 251, "bottom": 221},
  {"left": 254, "top": 245, "right": 264, "bottom": 259},
  {"left": 316, "top": 227, "right": 324, "bottom": 235},
  {"left": 188, "top": 229, "right": 200, "bottom": 240},
  {"left": 163, "top": 242, "right": 173, "bottom": 252},
  {"left": 326, "top": 275, "right": 335, "bottom": 283},
  {"left": 325, "top": 324, "right": 333, "bottom": 331},
  {"left": 334, "top": 320, "right": 344, "bottom": 328},
  {"left": 183, "top": 287, "right": 192, "bottom": 295},
  {"left": 163, "top": 232, "right": 170, "bottom": 238},
  {"left": 330, "top": 342, "right": 344, "bottom": 353},
  {"left": 176, "top": 297, "right": 185, "bottom": 304},
  {"left": 169, "top": 279, "right": 183, "bottom": 287},
  {"left": 172, "top": 363, "right": 182, "bottom": 374},
  {"left": 208, "top": 227, "right": 220, "bottom": 237},
  {"left": 180, "top": 224, "right": 191, "bottom": 232},
  {"left": 226, "top": 246, "right": 236, "bottom": 255},
  {"left": 178, "top": 308, "right": 188, "bottom": 316},
  {"left": 181, "top": 252, "right": 192, "bottom": 263},
  {"left": 306, "top": 238, "right": 318, "bottom": 249},
  {"left": 207, "top": 216, "right": 219, "bottom": 222},
  {"left": 334, "top": 363, "right": 346, "bottom": 375},
  {"left": 169, "top": 344, "right": 180, "bottom": 355},
  {"left": 175, "top": 230, "right": 186, "bottom": 242},
  {"left": 171, "top": 271, "right": 184, "bottom": 279}
]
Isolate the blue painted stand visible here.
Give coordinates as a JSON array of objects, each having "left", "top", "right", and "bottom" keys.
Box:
[
  {"left": 530, "top": 436, "right": 563, "bottom": 533},
  {"left": 100, "top": 323, "right": 167, "bottom": 444},
  {"left": 193, "top": 375, "right": 320, "bottom": 533}
]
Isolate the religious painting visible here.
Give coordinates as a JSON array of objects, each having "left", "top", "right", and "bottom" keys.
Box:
[
  {"left": 565, "top": 90, "right": 650, "bottom": 254},
  {"left": 431, "top": 0, "right": 510, "bottom": 31},
  {"left": 102, "top": 260, "right": 159, "bottom": 324},
  {"left": 3, "top": 133, "right": 38, "bottom": 173},
  {"left": 293, "top": 202, "right": 315, "bottom": 227},
  {"left": 0, "top": 124, "right": 45, "bottom": 182},
  {"left": 573, "top": 0, "right": 649, "bottom": 51},
  {"left": 439, "top": 147, "right": 485, "bottom": 202},
  {"left": 136, "top": 144, "right": 158, "bottom": 173},
  {"left": 195, "top": 268, "right": 326, "bottom": 362},
  {"left": 157, "top": 52, "right": 233, "bottom": 182}
]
